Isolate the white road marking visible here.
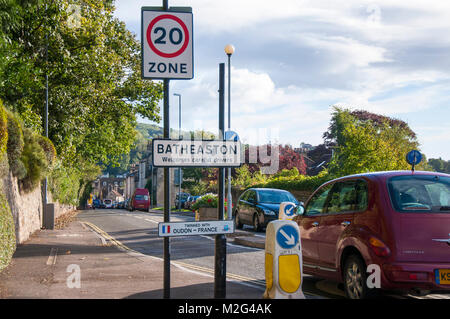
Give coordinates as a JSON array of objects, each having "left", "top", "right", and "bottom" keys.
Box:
[{"left": 46, "top": 248, "right": 58, "bottom": 266}]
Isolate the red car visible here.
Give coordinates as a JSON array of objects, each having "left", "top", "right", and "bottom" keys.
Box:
[
  {"left": 129, "top": 188, "right": 150, "bottom": 212},
  {"left": 294, "top": 170, "right": 450, "bottom": 299}
]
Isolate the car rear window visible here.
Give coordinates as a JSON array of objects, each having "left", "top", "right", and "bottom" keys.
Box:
[
  {"left": 258, "top": 190, "right": 297, "bottom": 204},
  {"left": 135, "top": 195, "right": 149, "bottom": 201},
  {"left": 387, "top": 175, "right": 450, "bottom": 213}
]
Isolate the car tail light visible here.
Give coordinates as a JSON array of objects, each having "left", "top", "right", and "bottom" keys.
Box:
[{"left": 369, "top": 237, "right": 391, "bottom": 257}]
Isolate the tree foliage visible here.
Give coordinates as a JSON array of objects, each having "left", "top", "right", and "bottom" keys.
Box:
[
  {"left": 0, "top": 0, "right": 163, "bottom": 169},
  {"left": 428, "top": 158, "right": 450, "bottom": 174},
  {"left": 0, "top": 1, "right": 163, "bottom": 204},
  {"left": 326, "top": 107, "right": 427, "bottom": 177}
]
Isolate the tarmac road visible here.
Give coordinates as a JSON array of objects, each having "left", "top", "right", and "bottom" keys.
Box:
[
  {"left": 78, "top": 208, "right": 450, "bottom": 300},
  {"left": 79, "top": 209, "right": 269, "bottom": 292}
]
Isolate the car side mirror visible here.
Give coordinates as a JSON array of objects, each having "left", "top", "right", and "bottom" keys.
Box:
[{"left": 296, "top": 203, "right": 305, "bottom": 215}]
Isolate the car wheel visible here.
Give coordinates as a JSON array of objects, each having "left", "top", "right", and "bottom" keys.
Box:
[
  {"left": 343, "top": 255, "right": 375, "bottom": 299},
  {"left": 234, "top": 211, "right": 243, "bottom": 229},
  {"left": 253, "top": 214, "right": 262, "bottom": 232}
]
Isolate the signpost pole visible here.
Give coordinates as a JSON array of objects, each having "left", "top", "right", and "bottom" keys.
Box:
[
  {"left": 215, "top": 63, "right": 227, "bottom": 298},
  {"left": 162, "top": 0, "right": 171, "bottom": 301}
]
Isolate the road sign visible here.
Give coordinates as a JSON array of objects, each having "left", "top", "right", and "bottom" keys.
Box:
[
  {"left": 276, "top": 224, "right": 299, "bottom": 250},
  {"left": 279, "top": 202, "right": 297, "bottom": 221},
  {"left": 158, "top": 220, "right": 234, "bottom": 237},
  {"left": 284, "top": 203, "right": 296, "bottom": 217},
  {"left": 264, "top": 220, "right": 305, "bottom": 299},
  {"left": 225, "top": 130, "right": 239, "bottom": 142},
  {"left": 141, "top": 7, "right": 193, "bottom": 79},
  {"left": 406, "top": 150, "right": 422, "bottom": 166},
  {"left": 152, "top": 139, "right": 242, "bottom": 167}
]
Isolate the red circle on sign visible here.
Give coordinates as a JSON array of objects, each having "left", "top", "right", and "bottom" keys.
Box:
[{"left": 147, "top": 14, "right": 190, "bottom": 58}]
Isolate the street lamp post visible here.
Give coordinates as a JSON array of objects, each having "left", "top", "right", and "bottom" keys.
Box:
[
  {"left": 224, "top": 44, "right": 234, "bottom": 220},
  {"left": 174, "top": 93, "right": 182, "bottom": 212}
]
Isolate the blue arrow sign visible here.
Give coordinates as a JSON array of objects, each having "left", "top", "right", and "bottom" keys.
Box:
[
  {"left": 225, "top": 130, "right": 239, "bottom": 142},
  {"left": 276, "top": 224, "right": 299, "bottom": 249},
  {"left": 406, "top": 150, "right": 422, "bottom": 166},
  {"left": 284, "top": 203, "right": 296, "bottom": 217}
]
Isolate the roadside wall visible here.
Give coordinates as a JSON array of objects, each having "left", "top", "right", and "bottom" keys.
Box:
[{"left": 2, "top": 172, "right": 76, "bottom": 244}]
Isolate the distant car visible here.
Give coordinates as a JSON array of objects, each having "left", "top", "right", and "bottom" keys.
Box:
[
  {"left": 294, "top": 170, "right": 450, "bottom": 299},
  {"left": 103, "top": 199, "right": 113, "bottom": 209},
  {"left": 186, "top": 195, "right": 201, "bottom": 210},
  {"left": 129, "top": 188, "right": 150, "bottom": 211},
  {"left": 175, "top": 192, "right": 190, "bottom": 209},
  {"left": 234, "top": 188, "right": 299, "bottom": 231},
  {"left": 93, "top": 199, "right": 101, "bottom": 209}
]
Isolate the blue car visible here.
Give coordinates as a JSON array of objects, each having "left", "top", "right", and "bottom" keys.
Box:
[
  {"left": 175, "top": 192, "right": 190, "bottom": 209},
  {"left": 234, "top": 188, "right": 299, "bottom": 231},
  {"left": 92, "top": 199, "right": 101, "bottom": 209}
]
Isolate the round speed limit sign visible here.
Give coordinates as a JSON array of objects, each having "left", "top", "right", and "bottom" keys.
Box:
[{"left": 142, "top": 8, "right": 193, "bottom": 79}]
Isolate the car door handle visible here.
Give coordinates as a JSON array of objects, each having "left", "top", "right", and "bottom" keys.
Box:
[
  {"left": 312, "top": 222, "right": 319, "bottom": 227},
  {"left": 341, "top": 221, "right": 351, "bottom": 227}
]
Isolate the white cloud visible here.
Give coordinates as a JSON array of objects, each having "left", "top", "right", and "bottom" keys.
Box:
[{"left": 117, "top": 0, "right": 450, "bottom": 159}]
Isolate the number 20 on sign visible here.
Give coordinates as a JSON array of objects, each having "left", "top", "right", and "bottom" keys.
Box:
[{"left": 141, "top": 7, "right": 193, "bottom": 80}]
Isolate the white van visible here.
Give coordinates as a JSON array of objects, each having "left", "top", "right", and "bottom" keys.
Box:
[{"left": 103, "top": 199, "right": 113, "bottom": 209}]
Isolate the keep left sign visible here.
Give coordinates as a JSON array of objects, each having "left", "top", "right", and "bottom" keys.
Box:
[{"left": 141, "top": 8, "right": 193, "bottom": 79}]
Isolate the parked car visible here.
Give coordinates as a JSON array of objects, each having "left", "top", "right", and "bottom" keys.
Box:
[
  {"left": 293, "top": 170, "right": 450, "bottom": 299},
  {"left": 103, "top": 199, "right": 113, "bottom": 209},
  {"left": 234, "top": 188, "right": 299, "bottom": 231},
  {"left": 93, "top": 199, "right": 101, "bottom": 209},
  {"left": 129, "top": 188, "right": 150, "bottom": 211},
  {"left": 186, "top": 195, "right": 201, "bottom": 210},
  {"left": 175, "top": 192, "right": 190, "bottom": 209}
]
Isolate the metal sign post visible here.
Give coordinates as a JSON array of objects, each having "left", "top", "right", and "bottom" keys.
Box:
[
  {"left": 215, "top": 62, "right": 227, "bottom": 298},
  {"left": 142, "top": 0, "right": 194, "bottom": 299}
]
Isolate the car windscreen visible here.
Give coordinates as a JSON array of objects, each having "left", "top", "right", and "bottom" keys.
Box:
[
  {"left": 258, "top": 190, "right": 297, "bottom": 204},
  {"left": 135, "top": 195, "right": 149, "bottom": 201},
  {"left": 387, "top": 175, "right": 450, "bottom": 213},
  {"left": 104, "top": 200, "right": 111, "bottom": 204}
]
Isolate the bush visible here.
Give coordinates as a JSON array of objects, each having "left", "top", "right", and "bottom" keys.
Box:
[
  {"left": 0, "top": 102, "right": 8, "bottom": 177},
  {"left": 36, "top": 135, "right": 56, "bottom": 167},
  {"left": 6, "top": 111, "right": 26, "bottom": 179},
  {"left": 49, "top": 160, "right": 81, "bottom": 206},
  {"left": 191, "top": 194, "right": 218, "bottom": 212},
  {"left": 0, "top": 101, "right": 7, "bottom": 157},
  {"left": 20, "top": 128, "right": 49, "bottom": 192},
  {"left": 0, "top": 189, "right": 15, "bottom": 272},
  {"left": 252, "top": 170, "right": 331, "bottom": 192}
]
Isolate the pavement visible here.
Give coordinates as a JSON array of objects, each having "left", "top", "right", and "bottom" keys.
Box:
[{"left": 0, "top": 212, "right": 266, "bottom": 299}]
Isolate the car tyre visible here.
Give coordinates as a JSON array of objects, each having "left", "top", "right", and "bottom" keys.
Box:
[
  {"left": 253, "top": 214, "right": 262, "bottom": 232},
  {"left": 343, "top": 255, "right": 376, "bottom": 299},
  {"left": 234, "top": 211, "right": 243, "bottom": 229}
]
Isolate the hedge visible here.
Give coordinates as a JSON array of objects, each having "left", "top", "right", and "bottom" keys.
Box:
[
  {"left": 6, "top": 111, "right": 26, "bottom": 179},
  {"left": 0, "top": 189, "right": 15, "bottom": 272},
  {"left": 37, "top": 135, "right": 57, "bottom": 167},
  {"left": 20, "top": 127, "right": 49, "bottom": 192},
  {"left": 252, "top": 170, "right": 331, "bottom": 192},
  {"left": 0, "top": 101, "right": 7, "bottom": 157}
]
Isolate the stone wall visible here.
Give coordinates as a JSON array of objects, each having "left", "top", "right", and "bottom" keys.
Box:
[{"left": 2, "top": 172, "right": 76, "bottom": 244}]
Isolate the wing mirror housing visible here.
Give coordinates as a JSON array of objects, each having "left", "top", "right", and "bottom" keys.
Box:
[{"left": 296, "top": 202, "right": 305, "bottom": 215}]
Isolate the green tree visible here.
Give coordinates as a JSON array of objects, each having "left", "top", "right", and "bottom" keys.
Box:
[
  {"left": 326, "top": 107, "right": 427, "bottom": 177},
  {"left": 0, "top": 0, "right": 163, "bottom": 169},
  {"left": 428, "top": 158, "right": 450, "bottom": 173}
]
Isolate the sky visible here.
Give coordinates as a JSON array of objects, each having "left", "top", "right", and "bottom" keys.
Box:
[{"left": 114, "top": 0, "right": 450, "bottom": 160}]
